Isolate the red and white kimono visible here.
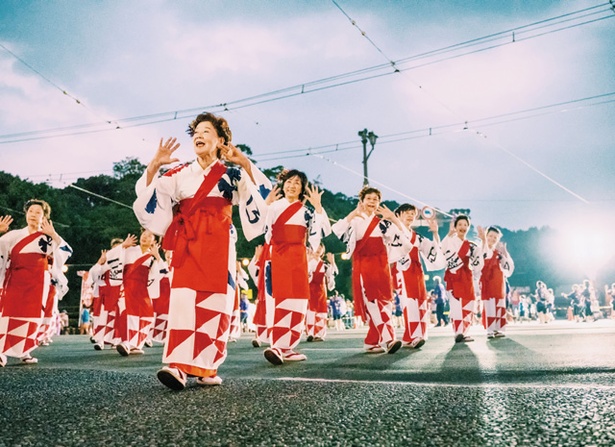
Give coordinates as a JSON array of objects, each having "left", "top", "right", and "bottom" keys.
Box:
[
  {"left": 306, "top": 257, "right": 337, "bottom": 341},
  {"left": 0, "top": 228, "right": 72, "bottom": 360},
  {"left": 441, "top": 235, "right": 483, "bottom": 338},
  {"left": 229, "top": 265, "right": 249, "bottom": 341},
  {"left": 248, "top": 251, "right": 272, "bottom": 346},
  {"left": 480, "top": 246, "right": 514, "bottom": 335},
  {"left": 116, "top": 246, "right": 164, "bottom": 352},
  {"left": 89, "top": 245, "right": 124, "bottom": 348},
  {"left": 150, "top": 266, "right": 171, "bottom": 343},
  {"left": 37, "top": 263, "right": 69, "bottom": 345},
  {"left": 134, "top": 158, "right": 269, "bottom": 379},
  {"left": 263, "top": 198, "right": 330, "bottom": 357},
  {"left": 332, "top": 214, "right": 410, "bottom": 350},
  {"left": 393, "top": 229, "right": 444, "bottom": 347}
]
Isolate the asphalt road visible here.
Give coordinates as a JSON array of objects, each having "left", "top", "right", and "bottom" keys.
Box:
[{"left": 1, "top": 320, "right": 614, "bottom": 446}]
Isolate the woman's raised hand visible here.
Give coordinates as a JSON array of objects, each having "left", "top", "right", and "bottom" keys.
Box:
[
  {"left": 0, "top": 215, "right": 13, "bottom": 234},
  {"left": 305, "top": 184, "right": 323, "bottom": 213},
  {"left": 265, "top": 185, "right": 282, "bottom": 205},
  {"left": 152, "top": 138, "right": 181, "bottom": 168},
  {"left": 122, "top": 234, "right": 137, "bottom": 248}
]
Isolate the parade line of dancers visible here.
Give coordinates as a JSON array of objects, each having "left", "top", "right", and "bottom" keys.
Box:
[{"left": 0, "top": 112, "right": 518, "bottom": 390}]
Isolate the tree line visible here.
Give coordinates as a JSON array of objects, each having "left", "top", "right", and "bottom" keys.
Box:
[{"left": 2, "top": 155, "right": 611, "bottom": 311}]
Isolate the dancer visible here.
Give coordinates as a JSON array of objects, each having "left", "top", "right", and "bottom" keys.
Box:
[
  {"left": 332, "top": 186, "right": 410, "bottom": 354},
  {"left": 441, "top": 215, "right": 483, "bottom": 343},
  {"left": 392, "top": 204, "right": 444, "bottom": 349},
  {"left": 150, "top": 250, "right": 172, "bottom": 344},
  {"left": 89, "top": 237, "right": 133, "bottom": 350},
  {"left": 115, "top": 230, "right": 166, "bottom": 356},
  {"left": 262, "top": 169, "right": 329, "bottom": 365},
  {"left": 133, "top": 112, "right": 270, "bottom": 390},
  {"left": 229, "top": 261, "right": 249, "bottom": 342},
  {"left": 248, "top": 245, "right": 271, "bottom": 348},
  {"left": 477, "top": 226, "right": 514, "bottom": 339},
  {"left": 37, "top": 256, "right": 69, "bottom": 346},
  {"left": 0, "top": 200, "right": 72, "bottom": 367},
  {"left": 306, "top": 246, "right": 337, "bottom": 342}
]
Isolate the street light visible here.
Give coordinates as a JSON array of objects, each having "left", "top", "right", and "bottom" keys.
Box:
[{"left": 358, "top": 128, "right": 378, "bottom": 186}]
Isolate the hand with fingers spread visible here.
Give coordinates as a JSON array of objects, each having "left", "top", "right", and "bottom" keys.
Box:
[
  {"left": 0, "top": 215, "right": 13, "bottom": 234},
  {"left": 149, "top": 242, "right": 162, "bottom": 261},
  {"left": 304, "top": 184, "right": 324, "bottom": 213},
  {"left": 146, "top": 137, "right": 181, "bottom": 186},
  {"left": 122, "top": 234, "right": 138, "bottom": 249},
  {"left": 477, "top": 226, "right": 486, "bottom": 245},
  {"left": 427, "top": 218, "right": 440, "bottom": 243},
  {"left": 40, "top": 218, "right": 60, "bottom": 244},
  {"left": 345, "top": 202, "right": 366, "bottom": 221},
  {"left": 426, "top": 218, "right": 438, "bottom": 232},
  {"left": 219, "top": 143, "right": 247, "bottom": 168},
  {"left": 265, "top": 185, "right": 282, "bottom": 205},
  {"left": 377, "top": 204, "right": 395, "bottom": 221},
  {"left": 378, "top": 204, "right": 405, "bottom": 231},
  {"left": 497, "top": 241, "right": 508, "bottom": 256}
]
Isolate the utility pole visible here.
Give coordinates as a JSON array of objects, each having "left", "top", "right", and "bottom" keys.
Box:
[{"left": 358, "top": 128, "right": 378, "bottom": 186}]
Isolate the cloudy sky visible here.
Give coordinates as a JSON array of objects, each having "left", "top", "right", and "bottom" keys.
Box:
[{"left": 1, "top": 0, "right": 614, "bottom": 233}]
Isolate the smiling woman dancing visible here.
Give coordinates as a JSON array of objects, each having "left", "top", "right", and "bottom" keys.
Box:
[
  {"left": 260, "top": 169, "right": 330, "bottom": 366},
  {"left": 133, "top": 112, "right": 270, "bottom": 390},
  {"left": 0, "top": 201, "right": 72, "bottom": 367},
  {"left": 332, "top": 186, "right": 410, "bottom": 354}
]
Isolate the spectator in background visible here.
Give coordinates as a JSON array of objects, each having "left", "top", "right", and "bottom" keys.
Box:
[
  {"left": 580, "top": 279, "right": 595, "bottom": 322},
  {"left": 535, "top": 281, "right": 550, "bottom": 324},
  {"left": 240, "top": 292, "right": 249, "bottom": 333},
  {"left": 563, "top": 284, "right": 582, "bottom": 322},
  {"left": 393, "top": 292, "right": 403, "bottom": 328},
  {"left": 509, "top": 289, "right": 521, "bottom": 322},
  {"left": 59, "top": 310, "right": 69, "bottom": 334},
  {"left": 330, "top": 292, "right": 345, "bottom": 331},
  {"left": 605, "top": 283, "right": 615, "bottom": 319},
  {"left": 80, "top": 306, "right": 92, "bottom": 335},
  {"left": 432, "top": 276, "right": 449, "bottom": 327}
]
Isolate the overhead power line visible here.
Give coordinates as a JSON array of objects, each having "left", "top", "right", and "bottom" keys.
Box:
[
  {"left": 0, "top": 2, "right": 612, "bottom": 144},
  {"left": 328, "top": 0, "right": 601, "bottom": 203},
  {"left": 251, "top": 91, "right": 615, "bottom": 162},
  {"left": 23, "top": 90, "right": 615, "bottom": 181}
]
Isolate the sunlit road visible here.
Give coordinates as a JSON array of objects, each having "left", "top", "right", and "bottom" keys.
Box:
[{"left": 2, "top": 320, "right": 614, "bottom": 446}]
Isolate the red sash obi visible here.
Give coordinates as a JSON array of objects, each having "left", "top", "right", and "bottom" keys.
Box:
[
  {"left": 480, "top": 250, "right": 505, "bottom": 299},
  {"left": 123, "top": 254, "right": 154, "bottom": 317},
  {"left": 162, "top": 161, "right": 231, "bottom": 293},
  {"left": 43, "top": 284, "right": 57, "bottom": 318},
  {"left": 1, "top": 232, "right": 48, "bottom": 318},
  {"left": 309, "top": 261, "right": 328, "bottom": 313},
  {"left": 167, "top": 196, "right": 232, "bottom": 293},
  {"left": 253, "top": 292, "right": 267, "bottom": 327},
  {"left": 352, "top": 237, "right": 392, "bottom": 321},
  {"left": 152, "top": 276, "right": 171, "bottom": 315},
  {"left": 444, "top": 239, "right": 475, "bottom": 301},
  {"left": 100, "top": 271, "right": 121, "bottom": 310},
  {"left": 271, "top": 224, "right": 309, "bottom": 300},
  {"left": 253, "top": 250, "right": 268, "bottom": 327},
  {"left": 399, "top": 236, "right": 428, "bottom": 300}
]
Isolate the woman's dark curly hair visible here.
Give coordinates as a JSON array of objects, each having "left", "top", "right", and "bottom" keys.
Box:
[
  {"left": 277, "top": 169, "right": 308, "bottom": 201},
  {"left": 187, "top": 112, "right": 232, "bottom": 159}
]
